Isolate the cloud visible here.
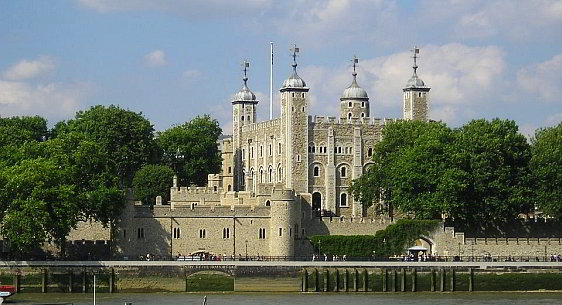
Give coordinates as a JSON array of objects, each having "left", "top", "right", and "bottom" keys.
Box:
[
  {"left": 182, "top": 69, "right": 202, "bottom": 80},
  {"left": 76, "top": 0, "right": 272, "bottom": 18},
  {"left": 517, "top": 54, "right": 562, "bottom": 102},
  {"left": 144, "top": 50, "right": 168, "bottom": 67},
  {"left": 2, "top": 56, "right": 55, "bottom": 81},
  {"left": 297, "top": 43, "right": 506, "bottom": 125},
  {"left": 0, "top": 57, "right": 92, "bottom": 121}
]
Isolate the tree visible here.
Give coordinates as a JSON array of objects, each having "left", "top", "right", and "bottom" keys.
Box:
[
  {"left": 157, "top": 115, "right": 222, "bottom": 186},
  {"left": 0, "top": 116, "right": 48, "bottom": 147},
  {"left": 61, "top": 105, "right": 158, "bottom": 186},
  {"left": 350, "top": 120, "right": 456, "bottom": 219},
  {"left": 531, "top": 122, "right": 562, "bottom": 217},
  {"left": 133, "top": 165, "right": 175, "bottom": 205}
]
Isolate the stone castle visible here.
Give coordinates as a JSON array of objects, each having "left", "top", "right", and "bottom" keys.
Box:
[{"left": 65, "top": 47, "right": 562, "bottom": 260}]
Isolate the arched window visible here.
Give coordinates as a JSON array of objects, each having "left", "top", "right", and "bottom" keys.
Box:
[
  {"left": 241, "top": 116, "right": 244, "bottom": 121},
  {"left": 241, "top": 170, "right": 245, "bottom": 187},
  {"left": 268, "top": 166, "right": 273, "bottom": 183},
  {"left": 348, "top": 113, "right": 352, "bottom": 119},
  {"left": 341, "top": 166, "right": 347, "bottom": 178},
  {"left": 277, "top": 164, "right": 282, "bottom": 181},
  {"left": 260, "top": 167, "right": 264, "bottom": 183},
  {"left": 340, "top": 193, "right": 348, "bottom": 207},
  {"left": 227, "top": 185, "right": 232, "bottom": 192},
  {"left": 265, "top": 200, "right": 271, "bottom": 207},
  {"left": 313, "top": 166, "right": 319, "bottom": 177},
  {"left": 368, "top": 147, "right": 373, "bottom": 157},
  {"left": 361, "top": 113, "right": 365, "bottom": 118},
  {"left": 348, "top": 101, "right": 352, "bottom": 107}
]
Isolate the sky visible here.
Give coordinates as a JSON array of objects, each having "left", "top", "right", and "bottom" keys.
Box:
[{"left": 1, "top": 0, "right": 561, "bottom": 137}]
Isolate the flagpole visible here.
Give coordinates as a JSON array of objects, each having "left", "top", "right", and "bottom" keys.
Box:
[{"left": 270, "top": 41, "right": 273, "bottom": 120}]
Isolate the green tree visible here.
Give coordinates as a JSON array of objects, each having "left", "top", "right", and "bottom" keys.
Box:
[
  {"left": 531, "top": 122, "right": 562, "bottom": 217},
  {"left": 133, "top": 164, "right": 175, "bottom": 205},
  {"left": 61, "top": 105, "right": 158, "bottom": 186},
  {"left": 0, "top": 116, "right": 48, "bottom": 147},
  {"left": 157, "top": 115, "right": 222, "bottom": 186}
]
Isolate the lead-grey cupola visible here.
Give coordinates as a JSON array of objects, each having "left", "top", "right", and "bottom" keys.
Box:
[
  {"left": 233, "top": 76, "right": 257, "bottom": 102},
  {"left": 341, "top": 71, "right": 368, "bottom": 100},
  {"left": 281, "top": 46, "right": 308, "bottom": 91}
]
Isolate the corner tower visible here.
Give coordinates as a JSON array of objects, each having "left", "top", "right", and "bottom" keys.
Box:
[
  {"left": 232, "top": 61, "right": 258, "bottom": 191},
  {"left": 280, "top": 46, "right": 309, "bottom": 194},
  {"left": 403, "top": 47, "right": 430, "bottom": 121},
  {"left": 340, "top": 56, "right": 369, "bottom": 120}
]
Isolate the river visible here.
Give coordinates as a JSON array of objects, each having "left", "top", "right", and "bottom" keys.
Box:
[{"left": 7, "top": 292, "right": 562, "bottom": 305}]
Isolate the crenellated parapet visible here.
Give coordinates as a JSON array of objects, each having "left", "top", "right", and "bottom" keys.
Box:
[
  {"left": 309, "top": 115, "right": 400, "bottom": 127},
  {"left": 241, "top": 118, "right": 280, "bottom": 133}
]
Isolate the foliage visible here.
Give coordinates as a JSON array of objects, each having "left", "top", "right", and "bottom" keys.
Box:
[
  {"left": 61, "top": 105, "right": 158, "bottom": 186},
  {"left": 133, "top": 164, "right": 175, "bottom": 205},
  {"left": 157, "top": 115, "right": 222, "bottom": 186},
  {"left": 309, "top": 219, "right": 439, "bottom": 257},
  {"left": 0, "top": 116, "right": 48, "bottom": 147},
  {"left": 530, "top": 122, "right": 562, "bottom": 217},
  {"left": 351, "top": 118, "right": 533, "bottom": 230}
]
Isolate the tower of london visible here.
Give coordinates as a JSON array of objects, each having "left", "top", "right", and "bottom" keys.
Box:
[{"left": 107, "top": 47, "right": 431, "bottom": 259}]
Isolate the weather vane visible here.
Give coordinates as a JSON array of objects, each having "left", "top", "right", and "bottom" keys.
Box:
[
  {"left": 411, "top": 46, "right": 420, "bottom": 74},
  {"left": 351, "top": 55, "right": 359, "bottom": 74},
  {"left": 290, "top": 44, "right": 299, "bottom": 68}
]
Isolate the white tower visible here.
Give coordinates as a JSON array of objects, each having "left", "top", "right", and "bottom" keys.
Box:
[{"left": 403, "top": 47, "right": 430, "bottom": 121}]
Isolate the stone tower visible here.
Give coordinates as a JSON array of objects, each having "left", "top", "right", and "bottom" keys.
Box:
[
  {"left": 232, "top": 61, "right": 258, "bottom": 191},
  {"left": 340, "top": 56, "right": 370, "bottom": 120},
  {"left": 403, "top": 47, "right": 430, "bottom": 121},
  {"left": 280, "top": 46, "right": 309, "bottom": 194}
]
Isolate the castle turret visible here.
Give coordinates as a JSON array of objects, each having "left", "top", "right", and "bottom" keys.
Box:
[
  {"left": 232, "top": 61, "right": 258, "bottom": 191},
  {"left": 280, "top": 46, "right": 309, "bottom": 194},
  {"left": 340, "top": 56, "right": 369, "bottom": 120},
  {"left": 403, "top": 47, "right": 430, "bottom": 121},
  {"left": 269, "top": 188, "right": 299, "bottom": 257}
]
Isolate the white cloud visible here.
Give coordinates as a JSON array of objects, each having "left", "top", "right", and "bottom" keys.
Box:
[
  {"left": 182, "top": 69, "right": 201, "bottom": 80},
  {"left": 517, "top": 54, "right": 562, "bottom": 102},
  {"left": 144, "top": 50, "right": 168, "bottom": 67},
  {"left": 2, "top": 56, "right": 55, "bottom": 81},
  {"left": 297, "top": 43, "right": 506, "bottom": 125},
  {"left": 0, "top": 57, "right": 92, "bottom": 121},
  {"left": 76, "top": 0, "right": 272, "bottom": 17}
]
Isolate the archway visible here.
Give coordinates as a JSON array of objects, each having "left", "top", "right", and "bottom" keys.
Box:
[{"left": 312, "top": 192, "right": 322, "bottom": 215}]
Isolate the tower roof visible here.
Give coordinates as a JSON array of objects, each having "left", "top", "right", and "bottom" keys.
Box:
[
  {"left": 404, "top": 46, "right": 428, "bottom": 90},
  {"left": 233, "top": 61, "right": 257, "bottom": 102},
  {"left": 281, "top": 45, "right": 307, "bottom": 90},
  {"left": 341, "top": 56, "right": 368, "bottom": 100}
]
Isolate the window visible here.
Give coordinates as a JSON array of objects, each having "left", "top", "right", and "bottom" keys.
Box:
[
  {"left": 348, "top": 101, "right": 352, "bottom": 107},
  {"left": 241, "top": 115, "right": 244, "bottom": 121},
  {"left": 227, "top": 185, "right": 232, "bottom": 191},
  {"left": 247, "top": 115, "right": 250, "bottom": 121},
  {"left": 268, "top": 167, "right": 273, "bottom": 183},
  {"left": 361, "top": 113, "right": 365, "bottom": 118},
  {"left": 137, "top": 228, "right": 144, "bottom": 240},
  {"left": 302, "top": 107, "right": 305, "bottom": 112},
  {"left": 338, "top": 147, "right": 342, "bottom": 154},
  {"left": 265, "top": 200, "right": 271, "bottom": 207},
  {"left": 260, "top": 168, "right": 264, "bottom": 183},
  {"left": 213, "top": 186, "right": 217, "bottom": 192},
  {"left": 199, "top": 229, "right": 206, "bottom": 239},
  {"left": 368, "top": 147, "right": 373, "bottom": 157},
  {"left": 173, "top": 228, "right": 181, "bottom": 239},
  {"left": 123, "top": 229, "right": 127, "bottom": 239},
  {"left": 242, "top": 149, "right": 245, "bottom": 160},
  {"left": 341, "top": 166, "right": 347, "bottom": 178},
  {"left": 259, "top": 228, "right": 267, "bottom": 239},
  {"left": 278, "top": 143, "right": 281, "bottom": 155},
  {"left": 279, "top": 228, "right": 283, "bottom": 236},
  {"left": 260, "top": 145, "right": 263, "bottom": 157},
  {"left": 313, "top": 166, "right": 319, "bottom": 177},
  {"left": 251, "top": 147, "right": 254, "bottom": 158},
  {"left": 223, "top": 228, "right": 230, "bottom": 239},
  {"left": 269, "top": 144, "right": 272, "bottom": 156},
  {"left": 297, "top": 154, "right": 301, "bottom": 162},
  {"left": 361, "top": 102, "right": 365, "bottom": 108},
  {"left": 419, "top": 92, "right": 422, "bottom": 97},
  {"left": 340, "top": 193, "right": 348, "bottom": 207},
  {"left": 348, "top": 113, "right": 352, "bottom": 119},
  {"left": 228, "top": 166, "right": 232, "bottom": 174},
  {"left": 290, "top": 228, "right": 292, "bottom": 237}
]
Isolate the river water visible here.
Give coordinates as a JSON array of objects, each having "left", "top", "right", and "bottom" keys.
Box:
[{"left": 7, "top": 292, "right": 562, "bottom": 305}]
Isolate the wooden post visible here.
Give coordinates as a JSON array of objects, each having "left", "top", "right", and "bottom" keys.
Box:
[
  {"left": 363, "top": 269, "right": 368, "bottom": 292},
  {"left": 354, "top": 269, "right": 359, "bottom": 292},
  {"left": 430, "top": 269, "right": 435, "bottom": 292},
  {"left": 411, "top": 269, "right": 417, "bottom": 292},
  {"left": 392, "top": 269, "right": 397, "bottom": 292},
  {"left": 382, "top": 269, "right": 387, "bottom": 292},
  {"left": 344, "top": 269, "right": 349, "bottom": 292},
  {"left": 468, "top": 268, "right": 474, "bottom": 292},
  {"left": 303, "top": 269, "right": 309, "bottom": 292},
  {"left": 109, "top": 268, "right": 115, "bottom": 293},
  {"left": 371, "top": 270, "right": 377, "bottom": 292},
  {"left": 13, "top": 273, "right": 21, "bottom": 293},
  {"left": 82, "top": 269, "right": 87, "bottom": 293},
  {"left": 439, "top": 269, "right": 445, "bottom": 292},
  {"left": 324, "top": 269, "right": 329, "bottom": 292},
  {"left": 68, "top": 271, "right": 73, "bottom": 293},
  {"left": 450, "top": 269, "right": 455, "bottom": 292},
  {"left": 400, "top": 268, "right": 405, "bottom": 292},
  {"left": 315, "top": 269, "right": 320, "bottom": 292},
  {"left": 335, "top": 269, "right": 339, "bottom": 292},
  {"left": 41, "top": 269, "right": 48, "bottom": 293}
]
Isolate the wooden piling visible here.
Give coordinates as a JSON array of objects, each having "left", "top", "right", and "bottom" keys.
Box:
[
  {"left": 363, "top": 269, "right": 368, "bottom": 292},
  {"left": 41, "top": 269, "right": 48, "bottom": 293},
  {"left": 430, "top": 269, "right": 435, "bottom": 292},
  {"left": 382, "top": 269, "right": 388, "bottom": 292},
  {"left": 303, "top": 269, "right": 309, "bottom": 292},
  {"left": 82, "top": 269, "right": 87, "bottom": 293},
  {"left": 468, "top": 268, "right": 474, "bottom": 292},
  {"left": 354, "top": 269, "right": 359, "bottom": 292},
  {"left": 335, "top": 269, "right": 339, "bottom": 292},
  {"left": 400, "top": 268, "right": 406, "bottom": 292},
  {"left": 68, "top": 271, "right": 73, "bottom": 293},
  {"left": 439, "top": 269, "right": 445, "bottom": 292},
  {"left": 411, "top": 269, "right": 417, "bottom": 292},
  {"left": 324, "top": 269, "right": 329, "bottom": 292},
  {"left": 315, "top": 269, "right": 320, "bottom": 292},
  {"left": 450, "top": 269, "right": 455, "bottom": 292}
]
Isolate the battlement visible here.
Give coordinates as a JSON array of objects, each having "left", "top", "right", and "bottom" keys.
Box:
[
  {"left": 134, "top": 202, "right": 273, "bottom": 218},
  {"left": 315, "top": 215, "right": 393, "bottom": 224},
  {"left": 241, "top": 118, "right": 280, "bottom": 133},
  {"left": 309, "top": 115, "right": 399, "bottom": 126},
  {"left": 269, "top": 187, "right": 296, "bottom": 201}
]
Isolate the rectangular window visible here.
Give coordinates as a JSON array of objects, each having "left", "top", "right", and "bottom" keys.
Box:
[
  {"left": 173, "top": 228, "right": 181, "bottom": 239},
  {"left": 242, "top": 149, "right": 245, "bottom": 160},
  {"left": 123, "top": 229, "right": 127, "bottom": 239},
  {"left": 269, "top": 144, "right": 272, "bottom": 156},
  {"left": 199, "top": 229, "right": 206, "bottom": 239},
  {"left": 137, "top": 228, "right": 144, "bottom": 240},
  {"left": 279, "top": 228, "right": 283, "bottom": 237},
  {"left": 278, "top": 143, "right": 281, "bottom": 155},
  {"left": 223, "top": 228, "right": 230, "bottom": 239},
  {"left": 259, "top": 228, "right": 267, "bottom": 239}
]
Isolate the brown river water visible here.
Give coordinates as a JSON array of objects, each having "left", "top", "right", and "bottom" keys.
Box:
[{"left": 6, "top": 292, "right": 562, "bottom": 305}]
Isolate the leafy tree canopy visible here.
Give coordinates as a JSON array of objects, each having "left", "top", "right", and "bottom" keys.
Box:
[
  {"left": 133, "top": 164, "right": 175, "bottom": 205},
  {"left": 531, "top": 122, "right": 562, "bottom": 217},
  {"left": 157, "top": 115, "right": 222, "bottom": 186},
  {"left": 0, "top": 116, "right": 47, "bottom": 147}
]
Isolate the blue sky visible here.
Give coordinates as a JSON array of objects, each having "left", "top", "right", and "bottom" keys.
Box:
[{"left": 1, "top": 0, "right": 561, "bottom": 137}]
